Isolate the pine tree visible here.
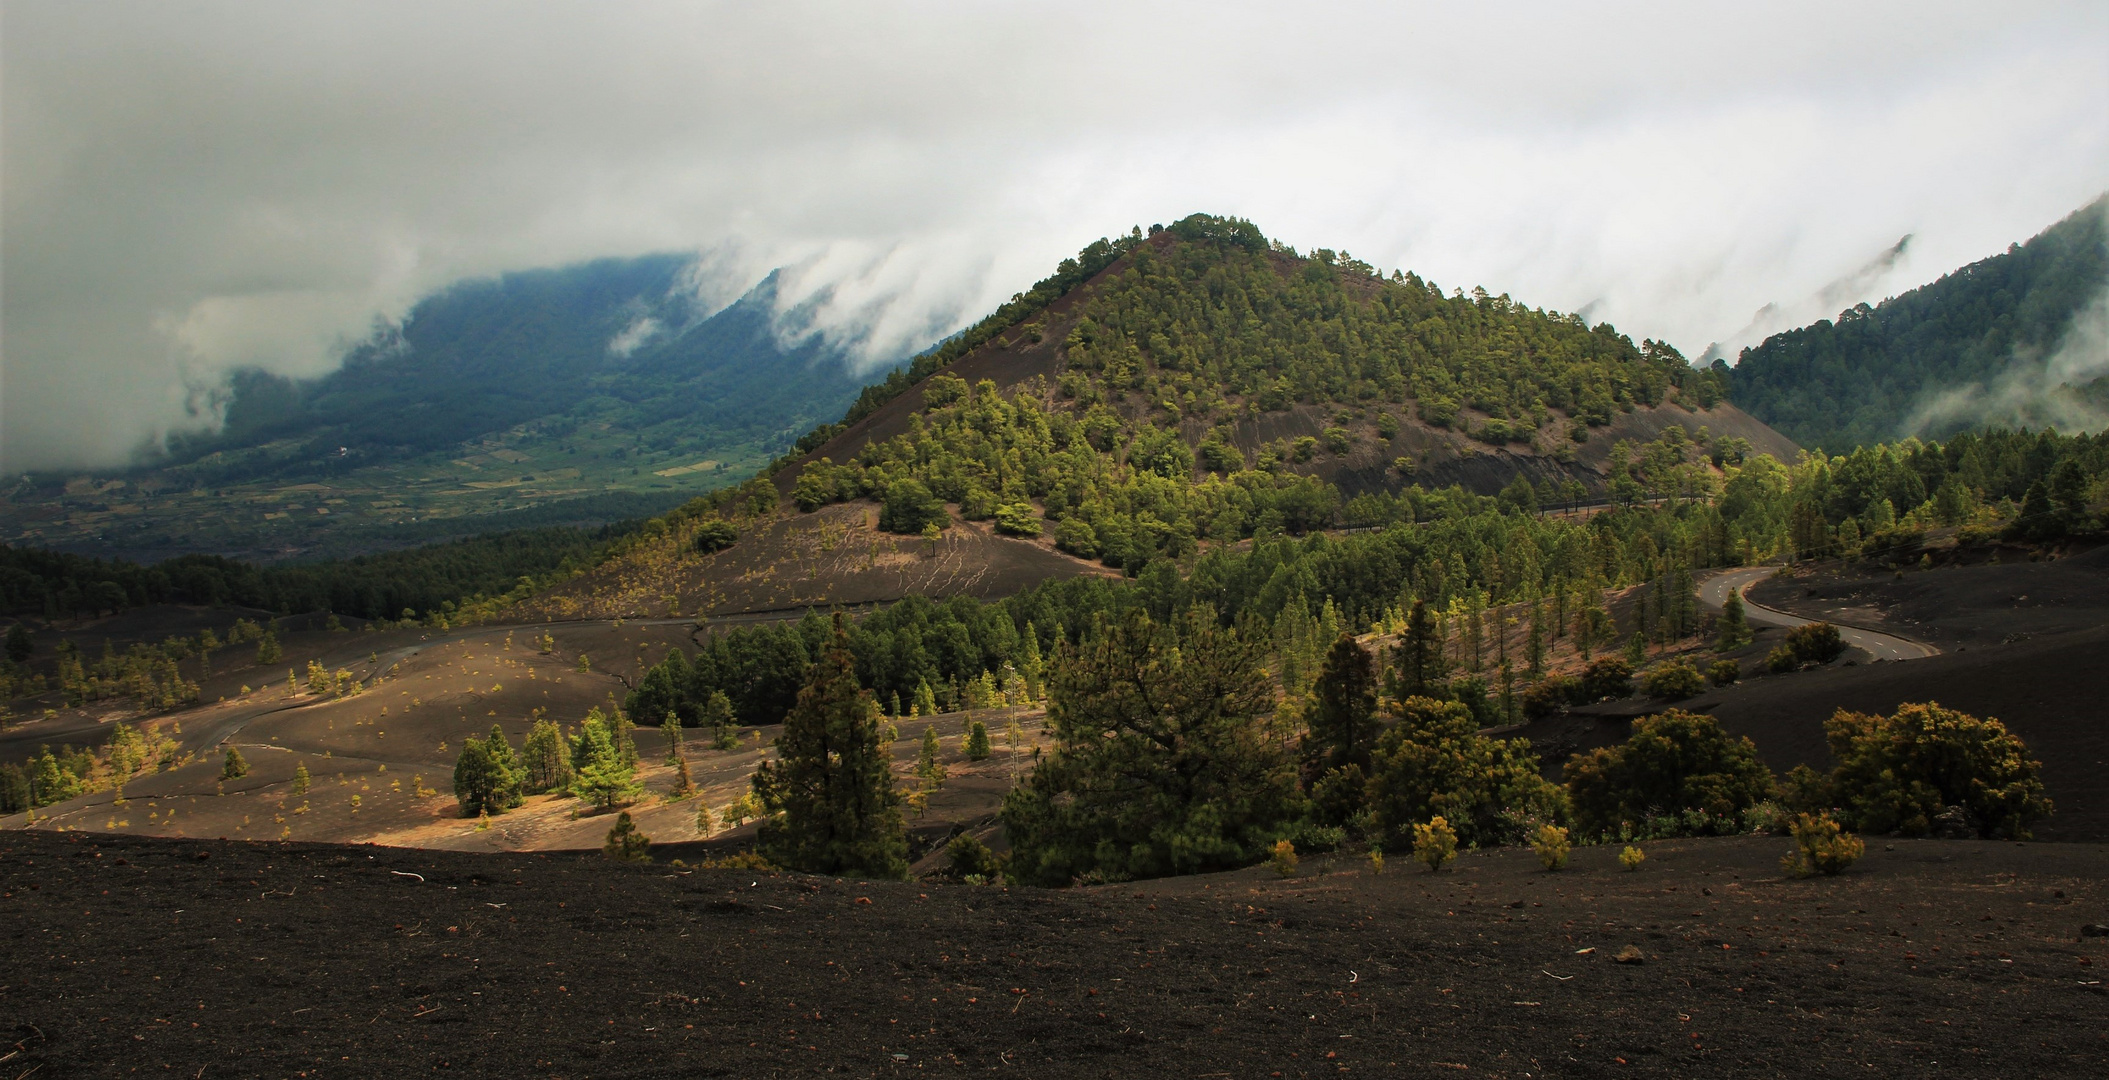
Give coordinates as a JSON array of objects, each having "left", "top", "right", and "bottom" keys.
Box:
[
  {"left": 662, "top": 712, "right": 684, "bottom": 766},
  {"left": 1394, "top": 599, "right": 1447, "bottom": 699},
  {"left": 1625, "top": 630, "right": 1649, "bottom": 666},
  {"left": 1002, "top": 609, "right": 1300, "bottom": 886},
  {"left": 966, "top": 720, "right": 991, "bottom": 761},
  {"left": 453, "top": 726, "right": 522, "bottom": 816},
  {"left": 1716, "top": 589, "right": 1752, "bottom": 652},
  {"left": 255, "top": 630, "right": 281, "bottom": 665},
  {"left": 914, "top": 679, "right": 938, "bottom": 718},
  {"left": 752, "top": 614, "right": 908, "bottom": 878},
  {"left": 703, "top": 689, "right": 739, "bottom": 750},
  {"left": 917, "top": 724, "right": 946, "bottom": 782},
  {"left": 694, "top": 800, "right": 715, "bottom": 835},
  {"left": 669, "top": 755, "right": 694, "bottom": 799},
  {"left": 520, "top": 713, "right": 572, "bottom": 793},
  {"left": 602, "top": 811, "right": 651, "bottom": 862},
  {"left": 291, "top": 762, "right": 310, "bottom": 798},
  {"left": 221, "top": 746, "right": 249, "bottom": 781},
  {"left": 571, "top": 712, "right": 642, "bottom": 810},
  {"left": 1307, "top": 632, "right": 1379, "bottom": 774},
  {"left": 4, "top": 623, "right": 31, "bottom": 664},
  {"left": 1020, "top": 623, "right": 1045, "bottom": 699}
]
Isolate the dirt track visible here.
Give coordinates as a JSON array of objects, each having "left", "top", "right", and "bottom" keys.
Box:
[{"left": 4, "top": 830, "right": 2106, "bottom": 1078}]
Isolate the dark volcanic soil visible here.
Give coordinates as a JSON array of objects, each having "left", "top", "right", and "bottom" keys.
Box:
[{"left": 5, "top": 831, "right": 2107, "bottom": 1079}]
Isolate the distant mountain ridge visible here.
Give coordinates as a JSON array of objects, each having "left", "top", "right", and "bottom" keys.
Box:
[
  {"left": 1730, "top": 196, "right": 2109, "bottom": 450},
  {"left": 0, "top": 253, "right": 905, "bottom": 563}
]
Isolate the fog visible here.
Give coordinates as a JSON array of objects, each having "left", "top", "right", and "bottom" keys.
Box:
[{"left": 4, "top": 1, "right": 2106, "bottom": 470}]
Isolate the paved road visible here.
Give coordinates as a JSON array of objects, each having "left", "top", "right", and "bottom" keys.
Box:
[{"left": 1700, "top": 567, "right": 1939, "bottom": 661}]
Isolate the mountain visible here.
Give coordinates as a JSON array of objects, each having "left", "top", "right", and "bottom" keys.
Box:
[
  {"left": 521, "top": 214, "right": 1801, "bottom": 620},
  {"left": 0, "top": 254, "right": 902, "bottom": 563},
  {"left": 1729, "top": 196, "right": 2109, "bottom": 450}
]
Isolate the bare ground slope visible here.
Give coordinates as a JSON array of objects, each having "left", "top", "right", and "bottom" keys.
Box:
[{"left": 4, "top": 830, "right": 2105, "bottom": 1078}]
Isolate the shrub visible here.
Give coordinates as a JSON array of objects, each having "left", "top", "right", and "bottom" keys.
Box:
[
  {"left": 879, "top": 479, "right": 948, "bottom": 535},
  {"left": 1781, "top": 813, "right": 1863, "bottom": 877},
  {"left": 220, "top": 746, "right": 249, "bottom": 781},
  {"left": 1823, "top": 702, "right": 2052, "bottom": 839},
  {"left": 1783, "top": 622, "right": 1844, "bottom": 665},
  {"left": 1765, "top": 644, "right": 1799, "bottom": 673},
  {"left": 1641, "top": 661, "right": 1705, "bottom": 701},
  {"left": 1521, "top": 675, "right": 1582, "bottom": 719},
  {"left": 1533, "top": 823, "right": 1570, "bottom": 870},
  {"left": 1564, "top": 709, "right": 1776, "bottom": 838},
  {"left": 946, "top": 834, "right": 1004, "bottom": 882},
  {"left": 1706, "top": 659, "right": 1740, "bottom": 686},
  {"left": 1366, "top": 696, "right": 1568, "bottom": 850},
  {"left": 993, "top": 502, "right": 1041, "bottom": 537},
  {"left": 692, "top": 518, "right": 739, "bottom": 554},
  {"left": 602, "top": 811, "right": 651, "bottom": 862},
  {"left": 1270, "top": 839, "right": 1300, "bottom": 878},
  {"left": 1367, "top": 847, "right": 1385, "bottom": 874},
  {"left": 1412, "top": 817, "right": 1458, "bottom": 871},
  {"left": 1051, "top": 517, "right": 1099, "bottom": 558},
  {"left": 1322, "top": 426, "right": 1353, "bottom": 455},
  {"left": 1580, "top": 658, "right": 1633, "bottom": 701},
  {"left": 1618, "top": 844, "right": 1645, "bottom": 871}
]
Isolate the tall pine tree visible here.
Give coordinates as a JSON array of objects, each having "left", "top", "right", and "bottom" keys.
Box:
[
  {"left": 1306, "top": 632, "right": 1379, "bottom": 775},
  {"left": 752, "top": 614, "right": 908, "bottom": 878}
]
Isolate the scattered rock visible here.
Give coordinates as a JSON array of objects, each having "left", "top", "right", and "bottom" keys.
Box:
[
  {"left": 1931, "top": 805, "right": 1979, "bottom": 840},
  {"left": 2081, "top": 924, "right": 2109, "bottom": 938},
  {"left": 1613, "top": 945, "right": 1645, "bottom": 965}
]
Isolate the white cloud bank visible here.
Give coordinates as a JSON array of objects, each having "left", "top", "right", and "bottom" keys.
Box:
[{"left": 4, "top": 1, "right": 2107, "bottom": 469}]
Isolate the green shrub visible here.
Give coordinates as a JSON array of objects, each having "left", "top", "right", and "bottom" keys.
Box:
[
  {"left": 1366, "top": 696, "right": 1568, "bottom": 850},
  {"left": 1765, "top": 644, "right": 1799, "bottom": 673},
  {"left": 945, "top": 834, "right": 1004, "bottom": 882},
  {"left": 1270, "top": 839, "right": 1300, "bottom": 877},
  {"left": 1564, "top": 709, "right": 1776, "bottom": 838},
  {"left": 220, "top": 746, "right": 249, "bottom": 781},
  {"left": 1782, "top": 813, "right": 1862, "bottom": 876},
  {"left": 1641, "top": 661, "right": 1705, "bottom": 700},
  {"left": 993, "top": 503, "right": 1041, "bottom": 537},
  {"left": 1706, "top": 659, "right": 1740, "bottom": 686},
  {"left": 692, "top": 518, "right": 739, "bottom": 554},
  {"left": 1521, "top": 675, "right": 1582, "bottom": 719},
  {"left": 1580, "top": 658, "right": 1633, "bottom": 701},
  {"left": 1783, "top": 622, "right": 1844, "bottom": 664},
  {"left": 1618, "top": 844, "right": 1645, "bottom": 871},
  {"left": 878, "top": 479, "right": 948, "bottom": 535},
  {"left": 965, "top": 720, "right": 991, "bottom": 761},
  {"left": 1823, "top": 702, "right": 2052, "bottom": 839},
  {"left": 1412, "top": 817, "right": 1458, "bottom": 871}
]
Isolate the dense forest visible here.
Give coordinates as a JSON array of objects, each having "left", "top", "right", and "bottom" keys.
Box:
[
  {"left": 1730, "top": 196, "right": 2108, "bottom": 449},
  {"left": 0, "top": 522, "right": 636, "bottom": 623}
]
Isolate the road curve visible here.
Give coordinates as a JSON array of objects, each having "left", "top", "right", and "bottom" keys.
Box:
[{"left": 1700, "top": 567, "right": 1939, "bottom": 662}]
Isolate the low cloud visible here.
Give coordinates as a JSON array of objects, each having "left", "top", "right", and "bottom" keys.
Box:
[
  {"left": 4, "top": 1, "right": 2107, "bottom": 470},
  {"left": 1904, "top": 277, "right": 2109, "bottom": 436}
]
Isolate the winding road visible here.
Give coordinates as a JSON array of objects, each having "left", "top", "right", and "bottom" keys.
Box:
[{"left": 1700, "top": 567, "right": 1939, "bottom": 662}]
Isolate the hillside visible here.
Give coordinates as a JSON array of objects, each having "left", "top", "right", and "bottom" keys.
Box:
[
  {"left": 540, "top": 214, "right": 1795, "bottom": 618},
  {"left": 1731, "top": 195, "right": 2109, "bottom": 450},
  {"left": 0, "top": 255, "right": 897, "bottom": 564}
]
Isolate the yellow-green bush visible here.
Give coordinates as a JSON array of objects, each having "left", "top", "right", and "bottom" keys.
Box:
[
  {"left": 1413, "top": 816, "right": 1458, "bottom": 872},
  {"left": 1532, "top": 823, "right": 1570, "bottom": 870},
  {"left": 1781, "top": 813, "right": 1863, "bottom": 877}
]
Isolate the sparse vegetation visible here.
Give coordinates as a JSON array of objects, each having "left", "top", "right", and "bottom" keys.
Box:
[{"left": 1533, "top": 824, "right": 1570, "bottom": 870}]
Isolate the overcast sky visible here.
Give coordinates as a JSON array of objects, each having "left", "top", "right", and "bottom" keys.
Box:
[{"left": 4, "top": 1, "right": 2106, "bottom": 471}]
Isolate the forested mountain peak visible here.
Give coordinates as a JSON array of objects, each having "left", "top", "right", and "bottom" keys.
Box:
[
  {"left": 1730, "top": 195, "right": 2109, "bottom": 450},
  {"left": 520, "top": 214, "right": 1798, "bottom": 618}
]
